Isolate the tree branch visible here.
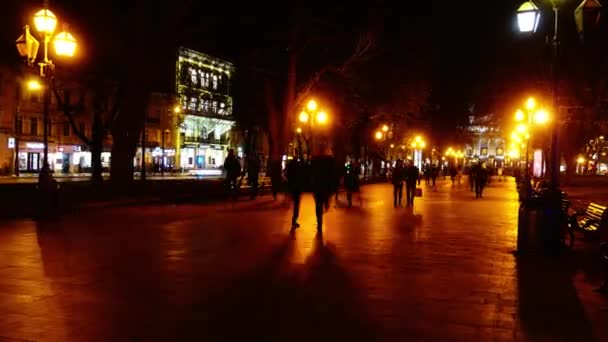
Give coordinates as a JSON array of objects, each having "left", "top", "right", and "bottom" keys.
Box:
[{"left": 62, "top": 95, "right": 92, "bottom": 146}]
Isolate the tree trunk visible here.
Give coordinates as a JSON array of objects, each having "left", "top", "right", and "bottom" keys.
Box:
[
  {"left": 109, "top": 77, "right": 148, "bottom": 185},
  {"left": 91, "top": 140, "right": 103, "bottom": 186},
  {"left": 110, "top": 135, "right": 136, "bottom": 185}
]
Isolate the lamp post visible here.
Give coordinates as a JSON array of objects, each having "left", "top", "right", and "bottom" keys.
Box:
[
  {"left": 298, "top": 99, "right": 329, "bottom": 157},
  {"left": 516, "top": 0, "right": 602, "bottom": 189},
  {"left": 411, "top": 136, "right": 426, "bottom": 169},
  {"left": 15, "top": 1, "right": 77, "bottom": 187}
]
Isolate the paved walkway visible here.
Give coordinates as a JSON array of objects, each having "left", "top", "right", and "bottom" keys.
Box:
[{"left": 0, "top": 178, "right": 607, "bottom": 341}]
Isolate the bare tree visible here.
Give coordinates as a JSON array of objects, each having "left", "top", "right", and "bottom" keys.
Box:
[{"left": 53, "top": 78, "right": 121, "bottom": 186}]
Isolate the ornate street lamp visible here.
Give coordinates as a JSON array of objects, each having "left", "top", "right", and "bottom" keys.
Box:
[
  {"left": 517, "top": 1, "right": 541, "bottom": 33},
  {"left": 15, "top": 1, "right": 78, "bottom": 189},
  {"left": 575, "top": 0, "right": 603, "bottom": 41}
]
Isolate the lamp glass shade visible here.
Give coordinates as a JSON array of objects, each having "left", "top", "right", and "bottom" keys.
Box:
[
  {"left": 316, "top": 111, "right": 328, "bottom": 124},
  {"left": 33, "top": 9, "right": 57, "bottom": 35},
  {"left": 517, "top": 1, "right": 541, "bottom": 33},
  {"left": 53, "top": 31, "right": 77, "bottom": 57}
]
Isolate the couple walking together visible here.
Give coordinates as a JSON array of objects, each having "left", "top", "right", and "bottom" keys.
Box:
[{"left": 391, "top": 160, "right": 419, "bottom": 208}]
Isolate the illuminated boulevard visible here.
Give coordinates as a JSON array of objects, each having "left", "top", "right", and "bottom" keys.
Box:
[{"left": 0, "top": 179, "right": 607, "bottom": 341}]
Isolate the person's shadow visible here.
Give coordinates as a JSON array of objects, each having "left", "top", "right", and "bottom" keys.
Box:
[{"left": 178, "top": 231, "right": 376, "bottom": 341}]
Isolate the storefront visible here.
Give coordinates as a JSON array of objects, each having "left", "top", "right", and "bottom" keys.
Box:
[
  {"left": 179, "top": 144, "right": 226, "bottom": 170},
  {"left": 18, "top": 142, "right": 45, "bottom": 172}
]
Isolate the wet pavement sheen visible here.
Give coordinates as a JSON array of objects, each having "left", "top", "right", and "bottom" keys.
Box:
[{"left": 0, "top": 178, "right": 607, "bottom": 341}]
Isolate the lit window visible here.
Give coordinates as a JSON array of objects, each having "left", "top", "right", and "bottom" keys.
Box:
[
  {"left": 188, "top": 97, "right": 197, "bottom": 111},
  {"left": 212, "top": 101, "right": 217, "bottom": 113},
  {"left": 212, "top": 75, "right": 218, "bottom": 90},
  {"left": 218, "top": 102, "right": 225, "bottom": 115},
  {"left": 190, "top": 68, "right": 198, "bottom": 85},
  {"left": 204, "top": 73, "right": 210, "bottom": 87},
  {"left": 203, "top": 100, "right": 209, "bottom": 112}
]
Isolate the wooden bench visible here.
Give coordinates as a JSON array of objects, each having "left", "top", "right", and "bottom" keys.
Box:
[{"left": 567, "top": 202, "right": 608, "bottom": 247}]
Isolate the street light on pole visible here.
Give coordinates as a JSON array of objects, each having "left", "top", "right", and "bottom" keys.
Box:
[
  {"left": 297, "top": 99, "right": 329, "bottom": 156},
  {"left": 15, "top": 1, "right": 77, "bottom": 189},
  {"left": 516, "top": 0, "right": 602, "bottom": 191}
]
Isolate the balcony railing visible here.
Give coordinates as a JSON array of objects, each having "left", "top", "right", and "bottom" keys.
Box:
[{"left": 183, "top": 136, "right": 229, "bottom": 145}]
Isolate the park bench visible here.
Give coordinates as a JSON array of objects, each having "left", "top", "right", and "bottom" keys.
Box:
[{"left": 567, "top": 202, "right": 608, "bottom": 247}]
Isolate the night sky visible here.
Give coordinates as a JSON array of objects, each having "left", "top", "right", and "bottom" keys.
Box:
[{"left": 2, "top": 0, "right": 548, "bottom": 145}]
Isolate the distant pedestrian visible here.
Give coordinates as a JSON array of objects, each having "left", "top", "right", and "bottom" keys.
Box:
[
  {"left": 344, "top": 161, "right": 360, "bottom": 208},
  {"left": 392, "top": 159, "right": 405, "bottom": 207},
  {"left": 224, "top": 149, "right": 241, "bottom": 199},
  {"left": 473, "top": 163, "right": 488, "bottom": 198},
  {"left": 431, "top": 164, "right": 438, "bottom": 187},
  {"left": 286, "top": 149, "right": 307, "bottom": 229},
  {"left": 404, "top": 160, "right": 419, "bottom": 207}
]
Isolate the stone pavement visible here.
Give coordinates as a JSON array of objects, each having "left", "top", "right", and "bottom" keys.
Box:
[{"left": 0, "top": 178, "right": 607, "bottom": 341}]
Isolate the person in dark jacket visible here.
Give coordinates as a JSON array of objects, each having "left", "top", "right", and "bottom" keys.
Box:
[
  {"left": 224, "top": 149, "right": 241, "bottom": 199},
  {"left": 343, "top": 161, "right": 360, "bottom": 208},
  {"left": 392, "top": 159, "right": 405, "bottom": 207},
  {"left": 404, "top": 160, "right": 419, "bottom": 207},
  {"left": 310, "top": 146, "right": 337, "bottom": 232},
  {"left": 286, "top": 149, "right": 307, "bottom": 229}
]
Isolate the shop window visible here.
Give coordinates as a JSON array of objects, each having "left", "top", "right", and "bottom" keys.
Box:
[
  {"left": 63, "top": 122, "right": 70, "bottom": 137},
  {"left": 30, "top": 118, "right": 38, "bottom": 136}
]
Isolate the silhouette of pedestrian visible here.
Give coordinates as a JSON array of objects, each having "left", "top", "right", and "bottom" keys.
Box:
[
  {"left": 344, "top": 160, "right": 360, "bottom": 208},
  {"left": 224, "top": 149, "right": 241, "bottom": 199},
  {"left": 310, "top": 145, "right": 337, "bottom": 232},
  {"left": 404, "top": 160, "right": 419, "bottom": 207},
  {"left": 392, "top": 159, "right": 405, "bottom": 207},
  {"left": 286, "top": 149, "right": 307, "bottom": 229}
]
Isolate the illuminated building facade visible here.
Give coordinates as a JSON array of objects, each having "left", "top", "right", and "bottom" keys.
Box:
[
  {"left": 459, "top": 114, "right": 505, "bottom": 167},
  {"left": 175, "top": 47, "right": 236, "bottom": 173}
]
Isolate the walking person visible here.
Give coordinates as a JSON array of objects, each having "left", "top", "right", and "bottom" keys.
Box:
[
  {"left": 392, "top": 159, "right": 405, "bottom": 207},
  {"left": 344, "top": 160, "right": 360, "bottom": 208},
  {"left": 404, "top": 160, "right": 419, "bottom": 207},
  {"left": 449, "top": 165, "right": 457, "bottom": 184},
  {"left": 310, "top": 145, "right": 337, "bottom": 233},
  {"left": 431, "top": 164, "right": 438, "bottom": 187},
  {"left": 223, "top": 149, "right": 241, "bottom": 200},
  {"left": 286, "top": 149, "right": 307, "bottom": 229},
  {"left": 473, "top": 163, "right": 489, "bottom": 198},
  {"left": 468, "top": 166, "right": 476, "bottom": 192}
]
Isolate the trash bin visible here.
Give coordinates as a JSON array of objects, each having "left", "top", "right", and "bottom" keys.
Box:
[{"left": 517, "top": 196, "right": 544, "bottom": 254}]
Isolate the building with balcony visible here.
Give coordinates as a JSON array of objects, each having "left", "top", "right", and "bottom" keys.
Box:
[{"left": 175, "top": 47, "right": 236, "bottom": 172}]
